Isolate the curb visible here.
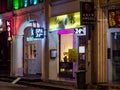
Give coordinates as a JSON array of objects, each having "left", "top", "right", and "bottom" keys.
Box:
[{"left": 17, "top": 81, "right": 77, "bottom": 90}]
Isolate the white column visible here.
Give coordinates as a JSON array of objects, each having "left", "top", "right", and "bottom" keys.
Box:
[{"left": 14, "top": 35, "right": 23, "bottom": 76}]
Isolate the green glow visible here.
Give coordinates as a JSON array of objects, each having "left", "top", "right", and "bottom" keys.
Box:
[
  {"left": 13, "top": 0, "right": 19, "bottom": 10},
  {"left": 24, "top": 0, "right": 28, "bottom": 7},
  {"left": 19, "top": 0, "right": 24, "bottom": 8},
  {"left": 49, "top": 12, "right": 82, "bottom": 31},
  {"left": 12, "top": 0, "right": 42, "bottom": 10},
  {"left": 33, "top": 0, "right": 38, "bottom": 5}
]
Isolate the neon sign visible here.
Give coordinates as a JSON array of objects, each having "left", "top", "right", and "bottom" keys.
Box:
[{"left": 6, "top": 20, "right": 12, "bottom": 40}]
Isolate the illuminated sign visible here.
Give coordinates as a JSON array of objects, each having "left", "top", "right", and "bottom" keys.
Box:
[
  {"left": 33, "top": 27, "right": 44, "bottom": 38},
  {"left": 108, "top": 9, "right": 120, "bottom": 28},
  {"left": 74, "top": 27, "right": 86, "bottom": 36},
  {"left": 49, "top": 12, "right": 82, "bottom": 31},
  {"left": 79, "top": 46, "right": 85, "bottom": 53},
  {"left": 80, "top": 2, "right": 95, "bottom": 25},
  {"left": 6, "top": 20, "right": 12, "bottom": 40},
  {"left": 0, "top": 19, "right": 3, "bottom": 31}
]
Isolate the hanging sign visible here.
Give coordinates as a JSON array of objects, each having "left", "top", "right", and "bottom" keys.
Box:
[
  {"left": 80, "top": 2, "right": 95, "bottom": 25},
  {"left": 33, "top": 27, "right": 44, "bottom": 38},
  {"left": 74, "top": 27, "right": 86, "bottom": 36}
]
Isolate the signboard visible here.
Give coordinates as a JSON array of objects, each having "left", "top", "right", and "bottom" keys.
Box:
[
  {"left": 74, "top": 27, "right": 86, "bottom": 36},
  {"left": 33, "top": 27, "right": 44, "bottom": 38},
  {"left": 108, "top": 9, "right": 120, "bottom": 28},
  {"left": 0, "top": 19, "right": 3, "bottom": 31},
  {"left": 6, "top": 20, "right": 11, "bottom": 36},
  {"left": 79, "top": 46, "right": 85, "bottom": 53},
  {"left": 49, "top": 12, "right": 81, "bottom": 31},
  {"left": 80, "top": 2, "right": 94, "bottom": 25},
  {"left": 6, "top": 20, "right": 12, "bottom": 40},
  {"left": 50, "top": 49, "right": 57, "bottom": 59}
]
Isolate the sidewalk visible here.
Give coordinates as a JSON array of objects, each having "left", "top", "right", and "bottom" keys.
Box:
[
  {"left": 3, "top": 75, "right": 120, "bottom": 89},
  {"left": 18, "top": 80, "right": 78, "bottom": 90},
  {"left": 0, "top": 75, "right": 78, "bottom": 90},
  {"left": 97, "top": 83, "right": 120, "bottom": 89}
]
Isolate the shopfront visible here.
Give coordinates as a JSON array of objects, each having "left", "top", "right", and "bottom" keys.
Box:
[
  {"left": 0, "top": 19, "right": 13, "bottom": 75},
  {"left": 49, "top": 12, "right": 87, "bottom": 81},
  {"left": 108, "top": 8, "right": 120, "bottom": 82}
]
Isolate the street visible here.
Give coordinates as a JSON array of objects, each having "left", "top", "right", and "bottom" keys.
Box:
[{"left": 0, "top": 81, "right": 51, "bottom": 90}]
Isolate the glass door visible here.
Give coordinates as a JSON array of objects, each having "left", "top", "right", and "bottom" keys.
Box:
[
  {"left": 111, "top": 32, "right": 120, "bottom": 81},
  {"left": 59, "top": 33, "right": 74, "bottom": 79}
]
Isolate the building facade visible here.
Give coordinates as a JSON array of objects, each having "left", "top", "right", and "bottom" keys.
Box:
[
  {"left": 48, "top": 0, "right": 93, "bottom": 85},
  {"left": 100, "top": 0, "right": 120, "bottom": 83},
  {"left": 0, "top": 0, "right": 46, "bottom": 80},
  {"left": 92, "top": 0, "right": 120, "bottom": 84},
  {"left": 0, "top": 0, "right": 120, "bottom": 87}
]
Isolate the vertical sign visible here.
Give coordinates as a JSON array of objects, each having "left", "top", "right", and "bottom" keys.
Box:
[
  {"left": 0, "top": 19, "right": 3, "bottom": 31},
  {"left": 80, "top": 2, "right": 94, "bottom": 25},
  {"left": 6, "top": 20, "right": 12, "bottom": 40}
]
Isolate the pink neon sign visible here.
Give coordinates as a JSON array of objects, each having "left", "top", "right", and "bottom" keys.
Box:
[
  {"left": 58, "top": 29, "right": 74, "bottom": 35},
  {"left": 6, "top": 20, "right": 12, "bottom": 40}
]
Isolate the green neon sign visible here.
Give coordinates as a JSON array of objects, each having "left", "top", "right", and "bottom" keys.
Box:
[
  {"left": 13, "top": 0, "right": 19, "bottom": 10},
  {"left": 13, "top": 0, "right": 43, "bottom": 10}
]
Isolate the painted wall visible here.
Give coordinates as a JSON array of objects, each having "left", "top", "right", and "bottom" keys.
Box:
[
  {"left": 49, "top": 31, "right": 58, "bottom": 80},
  {"left": 51, "top": 1, "right": 80, "bottom": 16}
]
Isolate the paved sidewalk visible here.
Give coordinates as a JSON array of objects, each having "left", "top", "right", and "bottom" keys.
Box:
[
  {"left": 0, "top": 76, "right": 78, "bottom": 90},
  {"left": 18, "top": 81, "right": 78, "bottom": 90}
]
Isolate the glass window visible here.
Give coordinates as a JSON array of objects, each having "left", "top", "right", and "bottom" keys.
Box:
[{"left": 25, "top": 43, "right": 36, "bottom": 59}]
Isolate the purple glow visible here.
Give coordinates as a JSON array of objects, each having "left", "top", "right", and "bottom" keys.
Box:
[{"left": 58, "top": 29, "right": 74, "bottom": 34}]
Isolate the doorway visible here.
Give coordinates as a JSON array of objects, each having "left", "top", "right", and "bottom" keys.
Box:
[
  {"left": 23, "top": 27, "right": 41, "bottom": 76},
  {"left": 59, "top": 33, "right": 74, "bottom": 78},
  {"left": 0, "top": 31, "right": 11, "bottom": 75},
  {"left": 111, "top": 32, "right": 120, "bottom": 82}
]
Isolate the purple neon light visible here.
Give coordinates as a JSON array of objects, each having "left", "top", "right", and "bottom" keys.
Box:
[{"left": 58, "top": 29, "right": 74, "bottom": 34}]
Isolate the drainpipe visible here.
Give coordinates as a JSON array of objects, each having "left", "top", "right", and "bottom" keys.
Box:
[{"left": 43, "top": 0, "right": 49, "bottom": 81}]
